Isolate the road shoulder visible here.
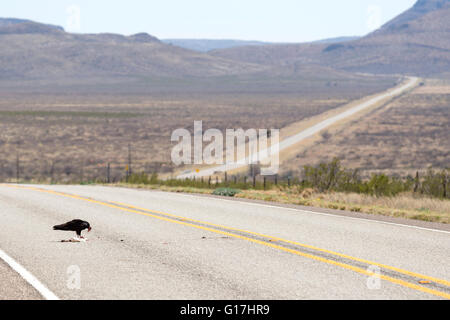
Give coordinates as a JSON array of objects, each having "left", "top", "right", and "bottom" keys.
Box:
[
  {"left": 162, "top": 191, "right": 450, "bottom": 233},
  {"left": 0, "top": 260, "right": 42, "bottom": 300}
]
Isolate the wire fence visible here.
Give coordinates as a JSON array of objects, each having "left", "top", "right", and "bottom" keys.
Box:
[
  {"left": 0, "top": 157, "right": 172, "bottom": 184},
  {"left": 0, "top": 156, "right": 448, "bottom": 199}
]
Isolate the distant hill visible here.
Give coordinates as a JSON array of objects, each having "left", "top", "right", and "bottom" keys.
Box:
[
  {"left": 0, "top": 17, "right": 389, "bottom": 94},
  {"left": 321, "top": 0, "right": 450, "bottom": 75},
  {"left": 0, "top": 18, "right": 64, "bottom": 33},
  {"left": 0, "top": 18, "right": 31, "bottom": 27},
  {"left": 0, "top": 18, "right": 265, "bottom": 82},
  {"left": 211, "top": 0, "right": 450, "bottom": 76},
  {"left": 380, "top": 0, "right": 448, "bottom": 30},
  {"left": 312, "top": 36, "right": 360, "bottom": 44},
  {"left": 2, "top": 0, "right": 448, "bottom": 85},
  {"left": 163, "top": 37, "right": 360, "bottom": 52},
  {"left": 162, "top": 39, "right": 273, "bottom": 52}
]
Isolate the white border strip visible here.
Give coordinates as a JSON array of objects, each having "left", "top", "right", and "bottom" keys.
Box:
[
  {"left": 0, "top": 248, "right": 59, "bottom": 300},
  {"left": 160, "top": 191, "right": 450, "bottom": 235}
]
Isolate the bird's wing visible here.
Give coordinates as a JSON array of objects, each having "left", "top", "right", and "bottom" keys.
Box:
[{"left": 53, "top": 219, "right": 82, "bottom": 231}]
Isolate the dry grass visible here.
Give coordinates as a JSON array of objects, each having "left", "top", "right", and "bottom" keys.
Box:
[
  {"left": 234, "top": 189, "right": 449, "bottom": 223},
  {"left": 109, "top": 183, "right": 450, "bottom": 224},
  {"left": 322, "top": 192, "right": 450, "bottom": 214}
]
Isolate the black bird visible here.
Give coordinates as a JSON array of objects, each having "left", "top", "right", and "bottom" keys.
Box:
[{"left": 53, "top": 220, "right": 92, "bottom": 239}]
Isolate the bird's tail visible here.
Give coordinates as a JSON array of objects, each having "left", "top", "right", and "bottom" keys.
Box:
[{"left": 53, "top": 224, "right": 65, "bottom": 230}]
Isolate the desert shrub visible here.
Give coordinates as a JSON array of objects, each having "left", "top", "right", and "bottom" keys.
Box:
[
  {"left": 420, "top": 168, "right": 449, "bottom": 199},
  {"left": 363, "top": 174, "right": 408, "bottom": 197},
  {"left": 126, "top": 172, "right": 151, "bottom": 184},
  {"left": 301, "top": 159, "right": 412, "bottom": 197},
  {"left": 302, "top": 158, "right": 344, "bottom": 191},
  {"left": 302, "top": 158, "right": 361, "bottom": 193},
  {"left": 212, "top": 188, "right": 241, "bottom": 197}
]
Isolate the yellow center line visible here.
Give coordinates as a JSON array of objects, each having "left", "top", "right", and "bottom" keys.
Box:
[
  {"left": 109, "top": 201, "right": 450, "bottom": 288},
  {"left": 3, "top": 184, "right": 450, "bottom": 299}
]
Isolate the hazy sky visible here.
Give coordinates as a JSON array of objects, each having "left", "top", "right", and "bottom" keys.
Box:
[{"left": 2, "top": 0, "right": 417, "bottom": 42}]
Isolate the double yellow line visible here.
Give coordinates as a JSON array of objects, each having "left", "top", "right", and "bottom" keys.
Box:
[{"left": 3, "top": 184, "right": 450, "bottom": 299}]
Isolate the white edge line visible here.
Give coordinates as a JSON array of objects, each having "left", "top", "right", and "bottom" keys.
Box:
[
  {"left": 0, "top": 248, "right": 59, "bottom": 300},
  {"left": 150, "top": 190, "right": 450, "bottom": 235}
]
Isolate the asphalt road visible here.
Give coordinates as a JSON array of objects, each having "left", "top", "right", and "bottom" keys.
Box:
[
  {"left": 178, "top": 77, "right": 419, "bottom": 179},
  {"left": 0, "top": 184, "right": 449, "bottom": 300}
]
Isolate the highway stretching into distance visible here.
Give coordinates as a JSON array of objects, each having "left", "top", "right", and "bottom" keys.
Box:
[
  {"left": 0, "top": 184, "right": 449, "bottom": 300},
  {"left": 177, "top": 76, "right": 419, "bottom": 179}
]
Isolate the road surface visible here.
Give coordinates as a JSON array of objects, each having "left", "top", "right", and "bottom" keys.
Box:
[
  {"left": 0, "top": 184, "right": 449, "bottom": 300},
  {"left": 177, "top": 76, "right": 419, "bottom": 179}
]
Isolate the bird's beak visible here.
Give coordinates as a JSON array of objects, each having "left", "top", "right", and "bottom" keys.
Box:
[{"left": 88, "top": 227, "right": 92, "bottom": 232}]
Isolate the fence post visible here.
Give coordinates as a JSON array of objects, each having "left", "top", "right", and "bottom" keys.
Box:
[
  {"left": 107, "top": 163, "right": 111, "bottom": 184},
  {"left": 234, "top": 176, "right": 237, "bottom": 184},
  {"left": 208, "top": 176, "right": 211, "bottom": 187},
  {"left": 414, "top": 171, "right": 419, "bottom": 193},
  {"left": 16, "top": 152, "right": 20, "bottom": 183},
  {"left": 288, "top": 177, "right": 291, "bottom": 187},
  {"left": 275, "top": 174, "right": 278, "bottom": 185},
  {"left": 263, "top": 176, "right": 266, "bottom": 190},
  {"left": 80, "top": 160, "right": 84, "bottom": 183},
  {"left": 128, "top": 143, "right": 132, "bottom": 176},
  {"left": 443, "top": 173, "right": 447, "bottom": 198},
  {"left": 50, "top": 160, "right": 55, "bottom": 184},
  {"left": 253, "top": 175, "right": 256, "bottom": 188}
]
